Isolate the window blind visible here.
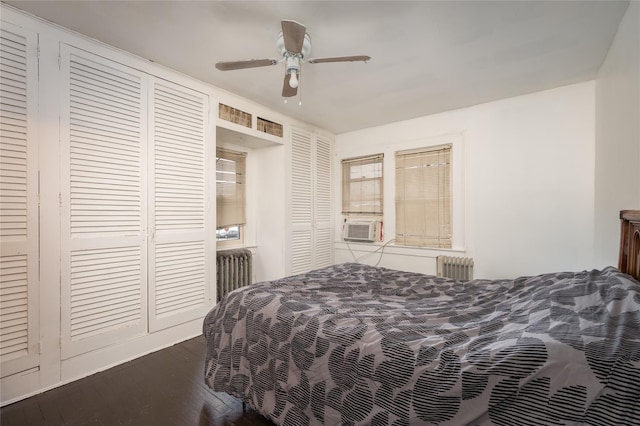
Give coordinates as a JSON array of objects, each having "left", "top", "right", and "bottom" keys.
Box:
[
  {"left": 216, "top": 148, "right": 246, "bottom": 229},
  {"left": 395, "top": 145, "right": 451, "bottom": 248},
  {"left": 341, "top": 154, "right": 383, "bottom": 215}
]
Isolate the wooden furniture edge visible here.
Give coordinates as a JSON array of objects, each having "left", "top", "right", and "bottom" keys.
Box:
[{"left": 619, "top": 210, "right": 640, "bottom": 281}]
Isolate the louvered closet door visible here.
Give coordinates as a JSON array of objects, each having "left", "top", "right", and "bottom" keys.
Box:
[
  {"left": 290, "top": 128, "right": 333, "bottom": 275},
  {"left": 148, "top": 80, "right": 210, "bottom": 332},
  {"left": 314, "top": 134, "right": 333, "bottom": 269},
  {"left": 60, "top": 46, "right": 148, "bottom": 358},
  {"left": 290, "top": 128, "right": 313, "bottom": 274},
  {"left": 0, "top": 23, "right": 39, "bottom": 376}
]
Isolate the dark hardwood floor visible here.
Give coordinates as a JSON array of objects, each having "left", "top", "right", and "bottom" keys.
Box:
[{"left": 1, "top": 336, "right": 276, "bottom": 426}]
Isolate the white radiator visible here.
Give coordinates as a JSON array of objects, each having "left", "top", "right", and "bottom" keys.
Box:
[
  {"left": 216, "top": 249, "right": 252, "bottom": 301},
  {"left": 437, "top": 255, "right": 474, "bottom": 281}
]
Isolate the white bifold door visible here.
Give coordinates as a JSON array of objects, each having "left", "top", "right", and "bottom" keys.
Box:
[
  {"left": 290, "top": 127, "right": 333, "bottom": 275},
  {"left": 147, "top": 80, "right": 210, "bottom": 333},
  {"left": 59, "top": 46, "right": 211, "bottom": 358},
  {"left": 0, "top": 22, "right": 40, "bottom": 377}
]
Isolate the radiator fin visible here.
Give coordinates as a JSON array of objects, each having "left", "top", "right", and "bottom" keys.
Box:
[
  {"left": 216, "top": 249, "right": 252, "bottom": 301},
  {"left": 437, "top": 256, "right": 474, "bottom": 281}
]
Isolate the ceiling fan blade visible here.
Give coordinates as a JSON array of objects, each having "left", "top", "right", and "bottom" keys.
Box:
[
  {"left": 281, "top": 20, "right": 306, "bottom": 53},
  {"left": 308, "top": 55, "right": 371, "bottom": 64},
  {"left": 215, "top": 59, "right": 278, "bottom": 71},
  {"left": 282, "top": 73, "right": 298, "bottom": 98}
]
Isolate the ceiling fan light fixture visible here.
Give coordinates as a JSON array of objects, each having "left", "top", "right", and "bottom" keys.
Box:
[
  {"left": 289, "top": 71, "right": 299, "bottom": 88},
  {"left": 285, "top": 55, "right": 300, "bottom": 89}
]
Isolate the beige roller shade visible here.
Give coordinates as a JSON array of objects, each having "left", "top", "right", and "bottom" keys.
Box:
[
  {"left": 395, "top": 145, "right": 451, "bottom": 248},
  {"left": 216, "top": 148, "right": 246, "bottom": 229}
]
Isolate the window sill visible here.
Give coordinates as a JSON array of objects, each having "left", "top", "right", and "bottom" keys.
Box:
[{"left": 216, "top": 244, "right": 257, "bottom": 255}]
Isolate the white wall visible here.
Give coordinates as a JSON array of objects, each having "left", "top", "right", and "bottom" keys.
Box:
[
  {"left": 335, "top": 82, "right": 596, "bottom": 279},
  {"left": 595, "top": 1, "right": 640, "bottom": 268},
  {"left": 254, "top": 144, "right": 287, "bottom": 281}
]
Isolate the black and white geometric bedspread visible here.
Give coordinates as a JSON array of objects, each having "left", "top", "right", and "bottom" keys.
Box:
[{"left": 203, "top": 263, "right": 640, "bottom": 425}]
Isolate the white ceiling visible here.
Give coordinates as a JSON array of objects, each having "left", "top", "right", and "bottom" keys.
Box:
[{"left": 4, "top": 0, "right": 629, "bottom": 134}]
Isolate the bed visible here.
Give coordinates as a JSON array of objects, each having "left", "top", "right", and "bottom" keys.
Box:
[{"left": 203, "top": 211, "right": 640, "bottom": 425}]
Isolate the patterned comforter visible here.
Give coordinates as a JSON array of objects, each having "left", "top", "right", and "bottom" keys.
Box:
[{"left": 203, "top": 263, "right": 640, "bottom": 425}]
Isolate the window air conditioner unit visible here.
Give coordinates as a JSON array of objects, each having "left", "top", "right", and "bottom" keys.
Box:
[{"left": 343, "top": 220, "right": 379, "bottom": 243}]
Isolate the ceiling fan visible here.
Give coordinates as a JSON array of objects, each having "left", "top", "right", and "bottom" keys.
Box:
[{"left": 215, "top": 20, "right": 371, "bottom": 98}]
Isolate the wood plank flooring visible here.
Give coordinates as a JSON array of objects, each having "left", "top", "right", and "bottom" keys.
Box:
[{"left": 0, "top": 336, "right": 276, "bottom": 426}]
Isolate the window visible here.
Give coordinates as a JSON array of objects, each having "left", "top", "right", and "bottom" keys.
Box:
[
  {"left": 215, "top": 225, "right": 240, "bottom": 241},
  {"left": 216, "top": 148, "right": 246, "bottom": 242},
  {"left": 341, "top": 154, "right": 383, "bottom": 215},
  {"left": 395, "top": 145, "right": 451, "bottom": 248}
]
